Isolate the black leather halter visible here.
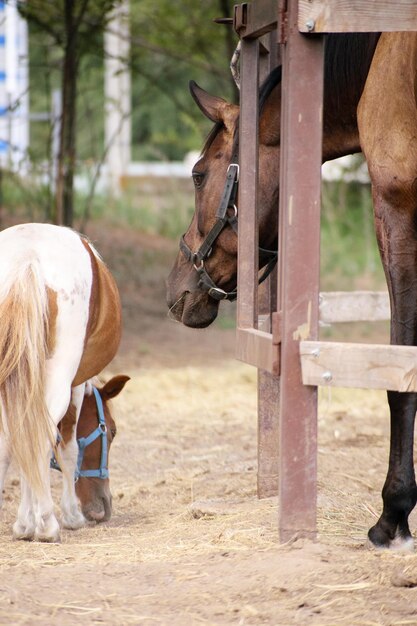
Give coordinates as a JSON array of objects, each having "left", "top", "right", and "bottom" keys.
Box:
[{"left": 180, "top": 161, "right": 278, "bottom": 301}]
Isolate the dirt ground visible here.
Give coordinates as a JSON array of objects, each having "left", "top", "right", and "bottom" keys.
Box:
[{"left": 1, "top": 221, "right": 417, "bottom": 625}]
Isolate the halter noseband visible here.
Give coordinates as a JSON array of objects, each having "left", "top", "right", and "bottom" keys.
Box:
[
  {"left": 50, "top": 386, "right": 109, "bottom": 480},
  {"left": 180, "top": 160, "right": 278, "bottom": 301}
]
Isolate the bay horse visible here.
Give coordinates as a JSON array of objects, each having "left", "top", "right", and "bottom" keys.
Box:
[
  {"left": 56, "top": 374, "right": 130, "bottom": 523},
  {"left": 0, "top": 222, "right": 122, "bottom": 542},
  {"left": 167, "top": 32, "right": 417, "bottom": 551}
]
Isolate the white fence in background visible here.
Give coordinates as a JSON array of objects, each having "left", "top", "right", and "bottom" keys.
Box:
[{"left": 0, "top": 1, "right": 29, "bottom": 171}]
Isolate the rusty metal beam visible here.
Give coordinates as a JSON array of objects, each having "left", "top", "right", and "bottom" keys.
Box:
[
  {"left": 234, "top": 0, "right": 278, "bottom": 40},
  {"left": 237, "top": 37, "right": 260, "bottom": 330},
  {"left": 277, "top": 0, "right": 323, "bottom": 542}
]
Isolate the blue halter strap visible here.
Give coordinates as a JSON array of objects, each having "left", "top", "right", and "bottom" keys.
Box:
[
  {"left": 75, "top": 387, "right": 109, "bottom": 479},
  {"left": 50, "top": 386, "right": 109, "bottom": 480}
]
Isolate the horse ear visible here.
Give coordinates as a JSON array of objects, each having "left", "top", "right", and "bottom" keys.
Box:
[
  {"left": 189, "top": 81, "right": 239, "bottom": 133},
  {"left": 100, "top": 375, "right": 130, "bottom": 400}
]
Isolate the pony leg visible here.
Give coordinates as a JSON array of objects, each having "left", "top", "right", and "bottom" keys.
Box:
[
  {"left": 0, "top": 434, "right": 10, "bottom": 509},
  {"left": 59, "top": 384, "right": 86, "bottom": 529},
  {"left": 29, "top": 382, "right": 74, "bottom": 542},
  {"left": 32, "top": 456, "right": 61, "bottom": 543},
  {"left": 12, "top": 475, "right": 36, "bottom": 540}
]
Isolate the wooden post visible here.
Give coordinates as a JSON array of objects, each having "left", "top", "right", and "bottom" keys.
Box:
[{"left": 277, "top": 0, "right": 324, "bottom": 541}]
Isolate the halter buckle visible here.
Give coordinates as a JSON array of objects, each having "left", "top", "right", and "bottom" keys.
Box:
[
  {"left": 208, "top": 286, "right": 229, "bottom": 300},
  {"left": 193, "top": 257, "right": 204, "bottom": 271},
  {"left": 227, "top": 163, "right": 239, "bottom": 182}
]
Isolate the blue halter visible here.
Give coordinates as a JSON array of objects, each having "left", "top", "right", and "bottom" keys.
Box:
[{"left": 51, "top": 386, "right": 109, "bottom": 480}]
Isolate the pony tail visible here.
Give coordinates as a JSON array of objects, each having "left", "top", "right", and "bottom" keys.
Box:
[{"left": 0, "top": 259, "right": 55, "bottom": 494}]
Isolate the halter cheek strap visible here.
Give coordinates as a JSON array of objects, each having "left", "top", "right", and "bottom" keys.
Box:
[
  {"left": 50, "top": 386, "right": 109, "bottom": 481},
  {"left": 180, "top": 163, "right": 240, "bottom": 301},
  {"left": 76, "top": 387, "right": 109, "bottom": 479},
  {"left": 180, "top": 159, "right": 278, "bottom": 301}
]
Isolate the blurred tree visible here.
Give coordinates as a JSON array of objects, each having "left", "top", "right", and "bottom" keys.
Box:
[
  {"left": 129, "top": 0, "right": 238, "bottom": 160},
  {"left": 21, "top": 0, "right": 237, "bottom": 223},
  {"left": 18, "top": 0, "right": 121, "bottom": 225}
]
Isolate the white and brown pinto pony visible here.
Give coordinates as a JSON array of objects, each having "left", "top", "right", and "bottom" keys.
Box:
[{"left": 0, "top": 223, "right": 122, "bottom": 542}]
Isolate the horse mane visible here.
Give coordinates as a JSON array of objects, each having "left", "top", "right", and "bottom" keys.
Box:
[
  {"left": 259, "top": 33, "right": 381, "bottom": 112},
  {"left": 199, "top": 33, "right": 380, "bottom": 156},
  {"left": 201, "top": 121, "right": 224, "bottom": 157}
]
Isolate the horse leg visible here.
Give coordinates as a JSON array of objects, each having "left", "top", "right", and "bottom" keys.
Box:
[
  {"left": 366, "top": 203, "right": 417, "bottom": 550},
  {"left": 357, "top": 174, "right": 417, "bottom": 550},
  {"left": 59, "top": 384, "right": 86, "bottom": 529},
  {"left": 358, "top": 32, "right": 417, "bottom": 550},
  {"left": 368, "top": 201, "right": 417, "bottom": 550}
]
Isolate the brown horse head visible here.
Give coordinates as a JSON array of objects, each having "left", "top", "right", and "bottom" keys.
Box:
[
  {"left": 167, "top": 79, "right": 280, "bottom": 328},
  {"left": 75, "top": 374, "right": 130, "bottom": 522},
  {"left": 167, "top": 35, "right": 380, "bottom": 329}
]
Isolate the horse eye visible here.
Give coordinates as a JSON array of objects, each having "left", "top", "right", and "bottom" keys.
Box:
[{"left": 192, "top": 172, "right": 204, "bottom": 188}]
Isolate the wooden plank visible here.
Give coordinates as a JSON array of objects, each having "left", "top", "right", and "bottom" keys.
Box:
[
  {"left": 299, "top": 0, "right": 417, "bottom": 33},
  {"left": 319, "top": 291, "right": 390, "bottom": 323},
  {"left": 300, "top": 340, "right": 417, "bottom": 391},
  {"left": 236, "top": 328, "right": 277, "bottom": 373}
]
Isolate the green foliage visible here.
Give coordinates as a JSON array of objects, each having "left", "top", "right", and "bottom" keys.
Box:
[
  {"left": 321, "top": 179, "right": 385, "bottom": 291},
  {"left": 18, "top": 0, "right": 119, "bottom": 51},
  {"left": 26, "top": 0, "right": 237, "bottom": 166},
  {"left": 130, "top": 0, "right": 237, "bottom": 160}
]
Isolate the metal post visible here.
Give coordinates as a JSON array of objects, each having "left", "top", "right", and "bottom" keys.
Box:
[
  {"left": 277, "top": 0, "right": 324, "bottom": 540},
  {"left": 237, "top": 37, "right": 260, "bottom": 330},
  {"left": 258, "top": 30, "right": 280, "bottom": 499}
]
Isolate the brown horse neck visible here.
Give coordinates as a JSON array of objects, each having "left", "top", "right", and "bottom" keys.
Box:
[{"left": 259, "top": 33, "right": 381, "bottom": 162}]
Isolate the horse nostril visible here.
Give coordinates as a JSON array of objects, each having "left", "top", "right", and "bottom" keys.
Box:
[{"left": 87, "top": 508, "right": 105, "bottom": 522}]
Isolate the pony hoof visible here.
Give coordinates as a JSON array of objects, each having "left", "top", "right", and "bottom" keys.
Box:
[
  {"left": 62, "top": 511, "right": 86, "bottom": 530},
  {"left": 13, "top": 531, "right": 34, "bottom": 541},
  {"left": 34, "top": 530, "right": 61, "bottom": 543},
  {"left": 12, "top": 523, "right": 35, "bottom": 541}
]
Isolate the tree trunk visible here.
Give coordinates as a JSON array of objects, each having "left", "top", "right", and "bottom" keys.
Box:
[{"left": 55, "top": 0, "right": 78, "bottom": 226}]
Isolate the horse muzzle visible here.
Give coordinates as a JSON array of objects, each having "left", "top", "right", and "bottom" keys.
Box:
[{"left": 76, "top": 478, "right": 112, "bottom": 523}]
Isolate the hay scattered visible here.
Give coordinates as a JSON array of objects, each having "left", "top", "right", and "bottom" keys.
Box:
[{"left": 0, "top": 362, "right": 415, "bottom": 625}]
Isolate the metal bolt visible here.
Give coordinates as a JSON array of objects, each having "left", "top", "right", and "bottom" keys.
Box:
[
  {"left": 322, "top": 371, "right": 332, "bottom": 383},
  {"left": 305, "top": 19, "right": 315, "bottom": 32}
]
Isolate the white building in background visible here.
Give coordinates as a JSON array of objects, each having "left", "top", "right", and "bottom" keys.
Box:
[
  {"left": 0, "top": 0, "right": 29, "bottom": 170},
  {"left": 104, "top": 0, "right": 131, "bottom": 194}
]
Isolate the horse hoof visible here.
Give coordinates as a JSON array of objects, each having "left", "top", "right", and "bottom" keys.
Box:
[{"left": 367, "top": 526, "right": 415, "bottom": 552}]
